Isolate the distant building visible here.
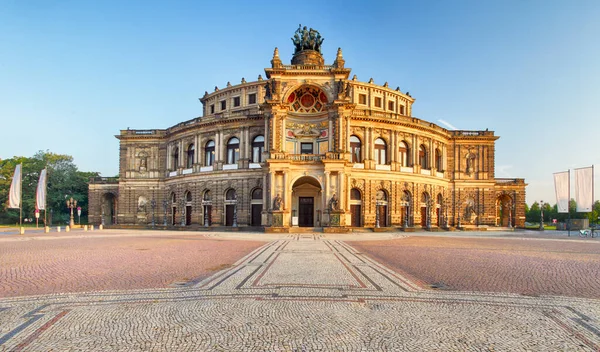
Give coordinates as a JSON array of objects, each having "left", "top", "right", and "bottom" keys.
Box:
[{"left": 89, "top": 27, "right": 526, "bottom": 231}]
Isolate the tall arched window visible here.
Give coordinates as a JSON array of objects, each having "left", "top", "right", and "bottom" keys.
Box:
[
  {"left": 187, "top": 144, "right": 195, "bottom": 168},
  {"left": 252, "top": 135, "right": 265, "bottom": 163},
  {"left": 226, "top": 189, "right": 236, "bottom": 200},
  {"left": 172, "top": 147, "right": 179, "bottom": 170},
  {"left": 204, "top": 141, "right": 215, "bottom": 166},
  {"left": 227, "top": 137, "right": 240, "bottom": 164},
  {"left": 419, "top": 144, "right": 428, "bottom": 169},
  {"left": 374, "top": 138, "right": 387, "bottom": 165},
  {"left": 435, "top": 148, "right": 442, "bottom": 171},
  {"left": 350, "top": 135, "right": 362, "bottom": 163},
  {"left": 399, "top": 141, "right": 410, "bottom": 167}
]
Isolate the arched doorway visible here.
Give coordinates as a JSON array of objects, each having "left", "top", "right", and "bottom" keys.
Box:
[
  {"left": 350, "top": 188, "right": 362, "bottom": 227},
  {"left": 101, "top": 193, "right": 117, "bottom": 225},
  {"left": 202, "top": 190, "right": 212, "bottom": 226},
  {"left": 185, "top": 191, "right": 192, "bottom": 226},
  {"left": 292, "top": 176, "right": 322, "bottom": 227},
  {"left": 251, "top": 188, "right": 263, "bottom": 226},
  {"left": 376, "top": 190, "right": 388, "bottom": 227},
  {"left": 224, "top": 189, "right": 237, "bottom": 226},
  {"left": 497, "top": 194, "right": 513, "bottom": 227}
]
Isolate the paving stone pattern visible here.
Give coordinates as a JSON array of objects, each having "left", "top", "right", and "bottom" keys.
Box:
[{"left": 0, "top": 232, "right": 599, "bottom": 351}]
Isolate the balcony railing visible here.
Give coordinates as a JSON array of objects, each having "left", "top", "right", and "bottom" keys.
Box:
[
  {"left": 270, "top": 152, "right": 343, "bottom": 162},
  {"left": 89, "top": 177, "right": 119, "bottom": 184}
]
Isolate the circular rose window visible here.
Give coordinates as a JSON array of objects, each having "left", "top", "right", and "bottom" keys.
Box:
[{"left": 288, "top": 86, "right": 328, "bottom": 113}]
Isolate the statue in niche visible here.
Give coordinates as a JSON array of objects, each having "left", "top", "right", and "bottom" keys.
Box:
[
  {"left": 328, "top": 193, "right": 339, "bottom": 211},
  {"left": 139, "top": 154, "right": 148, "bottom": 171},
  {"left": 465, "top": 152, "right": 476, "bottom": 175},
  {"left": 463, "top": 198, "right": 477, "bottom": 224},
  {"left": 273, "top": 193, "right": 283, "bottom": 210},
  {"left": 137, "top": 196, "right": 148, "bottom": 213}
]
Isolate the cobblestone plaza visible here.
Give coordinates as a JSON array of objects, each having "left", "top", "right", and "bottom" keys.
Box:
[{"left": 1, "top": 229, "right": 599, "bottom": 351}]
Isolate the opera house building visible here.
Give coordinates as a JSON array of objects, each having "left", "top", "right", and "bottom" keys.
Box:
[{"left": 89, "top": 27, "right": 526, "bottom": 232}]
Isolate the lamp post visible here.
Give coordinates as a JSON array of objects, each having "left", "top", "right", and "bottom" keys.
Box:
[
  {"left": 77, "top": 207, "right": 81, "bottom": 225},
  {"left": 163, "top": 200, "right": 168, "bottom": 226},
  {"left": 375, "top": 198, "right": 380, "bottom": 228},
  {"left": 539, "top": 200, "right": 544, "bottom": 231},
  {"left": 151, "top": 199, "right": 156, "bottom": 227},
  {"left": 66, "top": 197, "right": 77, "bottom": 227},
  {"left": 232, "top": 194, "right": 238, "bottom": 227},
  {"left": 180, "top": 198, "right": 186, "bottom": 226},
  {"left": 426, "top": 198, "right": 432, "bottom": 229}
]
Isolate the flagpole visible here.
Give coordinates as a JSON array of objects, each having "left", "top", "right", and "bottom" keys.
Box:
[
  {"left": 568, "top": 169, "right": 571, "bottom": 236},
  {"left": 19, "top": 163, "right": 22, "bottom": 227}
]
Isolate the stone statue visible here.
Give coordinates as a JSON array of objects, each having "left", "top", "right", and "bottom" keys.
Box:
[
  {"left": 466, "top": 152, "right": 476, "bottom": 175},
  {"left": 137, "top": 196, "right": 148, "bottom": 213},
  {"left": 139, "top": 155, "right": 147, "bottom": 170},
  {"left": 463, "top": 198, "right": 477, "bottom": 223},
  {"left": 273, "top": 194, "right": 283, "bottom": 210},
  {"left": 265, "top": 81, "right": 272, "bottom": 99},
  {"left": 328, "top": 193, "right": 339, "bottom": 211}
]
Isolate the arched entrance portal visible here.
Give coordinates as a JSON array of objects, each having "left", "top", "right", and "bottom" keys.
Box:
[
  {"left": 292, "top": 176, "right": 322, "bottom": 227},
  {"left": 496, "top": 194, "right": 513, "bottom": 227},
  {"left": 101, "top": 193, "right": 117, "bottom": 225}
]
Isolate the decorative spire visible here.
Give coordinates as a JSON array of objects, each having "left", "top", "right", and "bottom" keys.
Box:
[
  {"left": 352, "top": 75, "right": 357, "bottom": 81},
  {"left": 383, "top": 82, "right": 388, "bottom": 88},
  {"left": 226, "top": 81, "right": 232, "bottom": 87},
  {"left": 258, "top": 74, "right": 263, "bottom": 81},
  {"left": 271, "top": 47, "right": 283, "bottom": 68},
  {"left": 368, "top": 78, "right": 374, "bottom": 84},
  {"left": 333, "top": 47, "right": 345, "bottom": 68},
  {"left": 241, "top": 77, "right": 246, "bottom": 84}
]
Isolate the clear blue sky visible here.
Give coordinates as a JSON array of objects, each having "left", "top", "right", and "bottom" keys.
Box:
[{"left": 1, "top": 0, "right": 599, "bottom": 206}]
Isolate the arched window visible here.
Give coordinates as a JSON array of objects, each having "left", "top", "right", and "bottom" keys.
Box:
[
  {"left": 252, "top": 135, "right": 265, "bottom": 163},
  {"left": 226, "top": 189, "right": 236, "bottom": 200},
  {"left": 227, "top": 137, "right": 240, "bottom": 164},
  {"left": 419, "top": 144, "right": 428, "bottom": 169},
  {"left": 187, "top": 144, "right": 195, "bottom": 168},
  {"left": 171, "top": 193, "right": 176, "bottom": 203},
  {"left": 350, "top": 135, "right": 361, "bottom": 163},
  {"left": 186, "top": 191, "right": 192, "bottom": 202},
  {"left": 435, "top": 148, "right": 442, "bottom": 171},
  {"left": 399, "top": 141, "right": 410, "bottom": 167},
  {"left": 350, "top": 188, "right": 361, "bottom": 200},
  {"left": 252, "top": 188, "right": 263, "bottom": 200},
  {"left": 173, "top": 147, "right": 179, "bottom": 170},
  {"left": 203, "top": 190, "right": 211, "bottom": 201},
  {"left": 374, "top": 138, "right": 387, "bottom": 165},
  {"left": 204, "top": 140, "right": 215, "bottom": 166}
]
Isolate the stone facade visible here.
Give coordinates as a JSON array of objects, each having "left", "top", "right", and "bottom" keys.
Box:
[{"left": 89, "top": 28, "right": 526, "bottom": 230}]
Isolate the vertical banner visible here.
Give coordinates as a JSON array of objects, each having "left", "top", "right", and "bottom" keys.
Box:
[
  {"left": 36, "top": 168, "right": 47, "bottom": 210},
  {"left": 575, "top": 166, "right": 593, "bottom": 212},
  {"left": 553, "top": 171, "right": 570, "bottom": 213},
  {"left": 8, "top": 164, "right": 22, "bottom": 209}
]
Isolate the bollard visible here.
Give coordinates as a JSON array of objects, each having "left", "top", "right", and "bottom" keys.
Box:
[
  {"left": 57, "top": 226, "right": 61, "bottom": 232},
  {"left": 99, "top": 225, "right": 103, "bottom": 230},
  {"left": 45, "top": 226, "right": 50, "bottom": 233},
  {"left": 65, "top": 226, "right": 70, "bottom": 232},
  {"left": 20, "top": 227, "right": 25, "bottom": 235},
  {"left": 84, "top": 225, "right": 88, "bottom": 231},
  {"left": 90, "top": 225, "right": 94, "bottom": 231}
]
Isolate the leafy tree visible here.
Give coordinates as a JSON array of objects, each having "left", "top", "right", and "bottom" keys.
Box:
[{"left": 0, "top": 151, "right": 98, "bottom": 225}]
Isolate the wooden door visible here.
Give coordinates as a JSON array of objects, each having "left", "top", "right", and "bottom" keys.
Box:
[
  {"left": 251, "top": 204, "right": 262, "bottom": 226},
  {"left": 225, "top": 205, "right": 234, "bottom": 226},
  {"left": 420, "top": 207, "right": 427, "bottom": 227},
  {"left": 186, "top": 206, "right": 192, "bottom": 225},
  {"left": 299, "top": 197, "right": 314, "bottom": 227},
  {"left": 378, "top": 205, "right": 387, "bottom": 227},
  {"left": 351, "top": 205, "right": 361, "bottom": 227}
]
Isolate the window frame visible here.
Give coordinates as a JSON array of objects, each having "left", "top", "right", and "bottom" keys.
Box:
[
  {"left": 204, "top": 140, "right": 215, "bottom": 166},
  {"left": 227, "top": 137, "right": 240, "bottom": 164},
  {"left": 350, "top": 135, "right": 362, "bottom": 163},
  {"left": 252, "top": 135, "right": 265, "bottom": 163},
  {"left": 374, "top": 138, "right": 387, "bottom": 165}
]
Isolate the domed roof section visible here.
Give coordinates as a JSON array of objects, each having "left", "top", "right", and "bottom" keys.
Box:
[{"left": 290, "top": 25, "right": 325, "bottom": 66}]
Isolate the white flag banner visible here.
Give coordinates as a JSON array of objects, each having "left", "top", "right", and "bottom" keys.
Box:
[
  {"left": 553, "top": 171, "right": 570, "bottom": 213},
  {"left": 36, "top": 168, "right": 47, "bottom": 210},
  {"left": 575, "top": 166, "right": 593, "bottom": 212},
  {"left": 8, "top": 164, "right": 22, "bottom": 209}
]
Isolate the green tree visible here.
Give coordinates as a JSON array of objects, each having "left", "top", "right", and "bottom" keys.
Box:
[{"left": 0, "top": 151, "right": 98, "bottom": 225}]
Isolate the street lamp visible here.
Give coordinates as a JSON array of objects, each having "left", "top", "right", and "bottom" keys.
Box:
[
  {"left": 162, "top": 200, "right": 168, "bottom": 226},
  {"left": 151, "top": 199, "right": 156, "bottom": 228},
  {"left": 539, "top": 200, "right": 544, "bottom": 231},
  {"left": 66, "top": 197, "right": 77, "bottom": 227},
  {"left": 375, "top": 197, "right": 380, "bottom": 228},
  {"left": 232, "top": 194, "right": 238, "bottom": 227},
  {"left": 180, "top": 198, "right": 186, "bottom": 226}
]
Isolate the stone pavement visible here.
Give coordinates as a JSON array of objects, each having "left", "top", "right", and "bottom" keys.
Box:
[{"left": 1, "top": 232, "right": 599, "bottom": 351}]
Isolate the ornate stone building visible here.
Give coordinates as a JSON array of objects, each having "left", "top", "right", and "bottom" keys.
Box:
[{"left": 88, "top": 26, "right": 527, "bottom": 231}]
